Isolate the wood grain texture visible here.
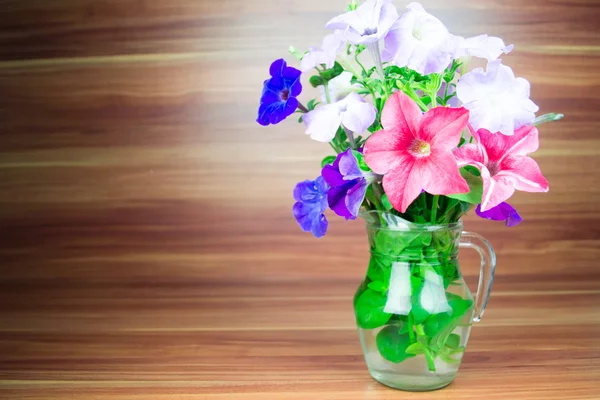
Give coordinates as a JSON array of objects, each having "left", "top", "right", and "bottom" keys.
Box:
[{"left": 1, "top": 0, "right": 599, "bottom": 398}]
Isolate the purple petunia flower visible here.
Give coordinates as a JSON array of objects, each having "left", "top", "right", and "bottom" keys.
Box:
[
  {"left": 257, "top": 59, "right": 302, "bottom": 126},
  {"left": 322, "top": 149, "right": 375, "bottom": 220},
  {"left": 292, "top": 176, "right": 329, "bottom": 238},
  {"left": 476, "top": 202, "right": 523, "bottom": 227}
]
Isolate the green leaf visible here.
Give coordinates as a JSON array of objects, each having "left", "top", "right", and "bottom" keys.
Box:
[
  {"left": 355, "top": 44, "right": 366, "bottom": 55},
  {"left": 319, "top": 62, "right": 344, "bottom": 81},
  {"left": 443, "top": 60, "right": 462, "bottom": 83},
  {"left": 309, "top": 75, "right": 326, "bottom": 88},
  {"left": 367, "top": 281, "right": 388, "bottom": 293},
  {"left": 534, "top": 113, "right": 564, "bottom": 126},
  {"left": 423, "top": 313, "right": 451, "bottom": 337},
  {"left": 463, "top": 165, "right": 481, "bottom": 177},
  {"left": 355, "top": 289, "right": 392, "bottom": 329},
  {"left": 306, "top": 99, "right": 319, "bottom": 111},
  {"left": 288, "top": 46, "right": 304, "bottom": 60},
  {"left": 447, "top": 167, "right": 483, "bottom": 204},
  {"left": 445, "top": 333, "right": 461, "bottom": 349},
  {"left": 352, "top": 150, "right": 371, "bottom": 172},
  {"left": 376, "top": 326, "right": 416, "bottom": 363},
  {"left": 367, "top": 255, "right": 391, "bottom": 285},
  {"left": 381, "top": 194, "right": 393, "bottom": 211},
  {"left": 425, "top": 73, "right": 443, "bottom": 96},
  {"left": 447, "top": 293, "right": 474, "bottom": 320},
  {"left": 321, "top": 155, "right": 336, "bottom": 168},
  {"left": 405, "top": 342, "right": 426, "bottom": 355},
  {"left": 410, "top": 275, "right": 430, "bottom": 324}
]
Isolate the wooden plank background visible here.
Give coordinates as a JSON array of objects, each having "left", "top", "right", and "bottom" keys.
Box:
[{"left": 0, "top": 0, "right": 599, "bottom": 398}]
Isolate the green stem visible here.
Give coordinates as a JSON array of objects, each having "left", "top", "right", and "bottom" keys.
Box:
[
  {"left": 430, "top": 92, "right": 437, "bottom": 107},
  {"left": 442, "top": 82, "right": 449, "bottom": 106},
  {"left": 354, "top": 49, "right": 367, "bottom": 77},
  {"left": 415, "top": 325, "right": 436, "bottom": 372},
  {"left": 402, "top": 86, "right": 428, "bottom": 112},
  {"left": 297, "top": 102, "right": 308, "bottom": 113},
  {"left": 344, "top": 127, "right": 357, "bottom": 150},
  {"left": 431, "top": 195, "right": 439, "bottom": 224},
  {"left": 323, "top": 81, "right": 332, "bottom": 104},
  {"left": 423, "top": 348, "right": 437, "bottom": 372},
  {"left": 328, "top": 142, "right": 339, "bottom": 153},
  {"left": 408, "top": 313, "right": 416, "bottom": 343}
]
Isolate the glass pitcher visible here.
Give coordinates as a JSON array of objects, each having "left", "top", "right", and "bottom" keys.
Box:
[{"left": 354, "top": 211, "right": 496, "bottom": 391}]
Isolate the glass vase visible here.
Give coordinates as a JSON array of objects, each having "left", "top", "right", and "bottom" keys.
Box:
[{"left": 354, "top": 211, "right": 496, "bottom": 391}]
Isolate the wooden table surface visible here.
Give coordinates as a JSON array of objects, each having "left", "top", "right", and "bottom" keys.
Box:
[{"left": 1, "top": 0, "right": 599, "bottom": 399}]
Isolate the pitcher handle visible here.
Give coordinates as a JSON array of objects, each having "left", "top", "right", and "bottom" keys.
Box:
[{"left": 459, "top": 232, "right": 497, "bottom": 323}]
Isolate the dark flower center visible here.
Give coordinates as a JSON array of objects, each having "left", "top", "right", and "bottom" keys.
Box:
[
  {"left": 488, "top": 161, "right": 500, "bottom": 176},
  {"left": 280, "top": 89, "right": 290, "bottom": 101},
  {"left": 363, "top": 27, "right": 378, "bottom": 35},
  {"left": 408, "top": 139, "right": 431, "bottom": 157}
]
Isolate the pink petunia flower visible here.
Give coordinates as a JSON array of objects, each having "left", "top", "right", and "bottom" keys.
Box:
[
  {"left": 454, "top": 125, "right": 549, "bottom": 212},
  {"left": 364, "top": 92, "right": 470, "bottom": 213}
]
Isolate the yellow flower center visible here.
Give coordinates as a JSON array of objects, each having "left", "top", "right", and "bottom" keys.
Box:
[{"left": 409, "top": 139, "right": 431, "bottom": 157}]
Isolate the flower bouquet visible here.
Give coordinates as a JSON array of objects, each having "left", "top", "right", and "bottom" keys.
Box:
[{"left": 257, "top": 0, "right": 562, "bottom": 391}]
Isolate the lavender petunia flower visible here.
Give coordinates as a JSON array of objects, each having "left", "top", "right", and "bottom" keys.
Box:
[
  {"left": 304, "top": 92, "right": 377, "bottom": 143},
  {"left": 293, "top": 176, "right": 329, "bottom": 238},
  {"left": 325, "top": 0, "right": 398, "bottom": 45},
  {"left": 382, "top": 2, "right": 460, "bottom": 75},
  {"left": 456, "top": 60, "right": 539, "bottom": 135},
  {"left": 322, "top": 149, "right": 375, "bottom": 220},
  {"left": 257, "top": 59, "right": 302, "bottom": 126},
  {"left": 383, "top": 3, "right": 513, "bottom": 75},
  {"left": 300, "top": 33, "right": 344, "bottom": 72},
  {"left": 476, "top": 202, "right": 523, "bottom": 227}
]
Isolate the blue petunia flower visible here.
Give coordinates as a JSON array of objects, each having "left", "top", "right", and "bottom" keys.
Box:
[
  {"left": 257, "top": 59, "right": 302, "bottom": 126},
  {"left": 292, "top": 176, "right": 329, "bottom": 238},
  {"left": 476, "top": 202, "right": 523, "bottom": 227}
]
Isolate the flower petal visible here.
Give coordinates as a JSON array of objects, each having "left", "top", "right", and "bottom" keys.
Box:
[
  {"left": 292, "top": 177, "right": 329, "bottom": 238},
  {"left": 363, "top": 129, "right": 413, "bottom": 175},
  {"left": 338, "top": 149, "right": 364, "bottom": 180},
  {"left": 326, "top": 0, "right": 398, "bottom": 45},
  {"left": 480, "top": 168, "right": 516, "bottom": 211},
  {"left": 457, "top": 61, "right": 538, "bottom": 135},
  {"left": 341, "top": 97, "right": 377, "bottom": 134},
  {"left": 293, "top": 201, "right": 317, "bottom": 232},
  {"left": 381, "top": 92, "right": 422, "bottom": 137},
  {"left": 498, "top": 156, "right": 549, "bottom": 193},
  {"left": 381, "top": 156, "right": 420, "bottom": 213},
  {"left": 311, "top": 213, "right": 329, "bottom": 238},
  {"left": 346, "top": 179, "right": 368, "bottom": 219},
  {"left": 483, "top": 125, "right": 540, "bottom": 163},
  {"left": 321, "top": 163, "right": 346, "bottom": 188},
  {"left": 303, "top": 104, "right": 343, "bottom": 143},
  {"left": 417, "top": 150, "right": 469, "bottom": 196},
  {"left": 269, "top": 59, "right": 286, "bottom": 77},
  {"left": 382, "top": 2, "right": 458, "bottom": 75},
  {"left": 453, "top": 144, "right": 486, "bottom": 167},
  {"left": 328, "top": 181, "right": 356, "bottom": 219},
  {"left": 460, "top": 34, "right": 513, "bottom": 61},
  {"left": 476, "top": 202, "right": 522, "bottom": 227},
  {"left": 419, "top": 106, "right": 469, "bottom": 149}
]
